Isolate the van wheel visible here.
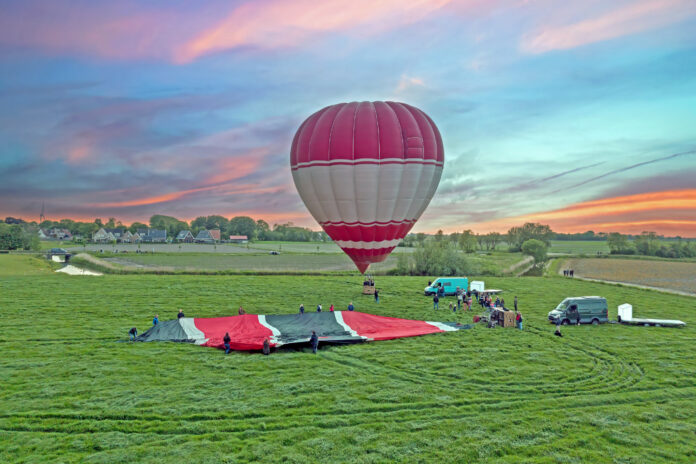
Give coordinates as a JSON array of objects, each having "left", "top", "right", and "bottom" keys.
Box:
[
  {"left": 592, "top": 319, "right": 599, "bottom": 325},
  {"left": 562, "top": 319, "right": 569, "bottom": 326}
]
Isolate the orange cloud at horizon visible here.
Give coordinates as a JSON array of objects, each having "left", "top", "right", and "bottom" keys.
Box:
[{"left": 454, "top": 189, "right": 696, "bottom": 237}]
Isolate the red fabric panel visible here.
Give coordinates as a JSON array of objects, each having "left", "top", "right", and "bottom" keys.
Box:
[
  {"left": 322, "top": 221, "right": 415, "bottom": 242},
  {"left": 329, "top": 102, "right": 359, "bottom": 161},
  {"left": 404, "top": 104, "right": 437, "bottom": 161},
  {"left": 353, "top": 101, "right": 379, "bottom": 160},
  {"left": 386, "top": 102, "right": 423, "bottom": 159},
  {"left": 308, "top": 104, "right": 342, "bottom": 162},
  {"left": 341, "top": 311, "right": 445, "bottom": 341},
  {"left": 421, "top": 111, "right": 445, "bottom": 163},
  {"left": 374, "top": 101, "right": 404, "bottom": 159},
  {"left": 295, "top": 108, "right": 325, "bottom": 165},
  {"left": 196, "top": 315, "right": 272, "bottom": 351}
]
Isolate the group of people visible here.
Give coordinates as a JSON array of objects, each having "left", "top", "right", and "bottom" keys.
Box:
[
  {"left": 563, "top": 269, "right": 575, "bottom": 277},
  {"left": 299, "top": 302, "right": 356, "bottom": 314}
]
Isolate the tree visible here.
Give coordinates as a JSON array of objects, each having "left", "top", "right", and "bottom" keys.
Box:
[
  {"left": 507, "top": 223, "right": 553, "bottom": 251},
  {"left": 150, "top": 215, "right": 189, "bottom": 239},
  {"left": 635, "top": 231, "right": 660, "bottom": 256},
  {"left": 458, "top": 230, "right": 478, "bottom": 253},
  {"left": 396, "top": 239, "right": 478, "bottom": 276},
  {"left": 607, "top": 232, "right": 634, "bottom": 254},
  {"left": 229, "top": 216, "right": 258, "bottom": 240},
  {"left": 256, "top": 219, "right": 270, "bottom": 240},
  {"left": 521, "top": 239, "right": 548, "bottom": 268},
  {"left": 487, "top": 232, "right": 502, "bottom": 250},
  {"left": 105, "top": 217, "right": 116, "bottom": 229},
  {"left": 129, "top": 222, "right": 148, "bottom": 234}
]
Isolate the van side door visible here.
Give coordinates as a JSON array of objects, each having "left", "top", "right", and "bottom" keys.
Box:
[{"left": 567, "top": 303, "right": 580, "bottom": 324}]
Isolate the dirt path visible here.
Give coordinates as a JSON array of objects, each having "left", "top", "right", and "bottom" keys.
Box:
[{"left": 505, "top": 256, "right": 533, "bottom": 276}]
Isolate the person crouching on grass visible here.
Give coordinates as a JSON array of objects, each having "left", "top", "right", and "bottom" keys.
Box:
[{"left": 128, "top": 327, "right": 137, "bottom": 341}]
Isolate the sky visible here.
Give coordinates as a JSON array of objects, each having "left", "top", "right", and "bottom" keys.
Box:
[{"left": 1, "top": 0, "right": 695, "bottom": 236}]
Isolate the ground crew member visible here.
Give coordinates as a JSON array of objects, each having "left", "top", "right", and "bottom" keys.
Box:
[
  {"left": 223, "top": 332, "right": 231, "bottom": 354},
  {"left": 128, "top": 327, "right": 137, "bottom": 341},
  {"left": 310, "top": 331, "right": 319, "bottom": 354}
]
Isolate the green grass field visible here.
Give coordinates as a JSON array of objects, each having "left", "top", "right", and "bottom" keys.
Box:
[
  {"left": 1, "top": 255, "right": 695, "bottom": 463},
  {"left": 96, "top": 250, "right": 524, "bottom": 275}
]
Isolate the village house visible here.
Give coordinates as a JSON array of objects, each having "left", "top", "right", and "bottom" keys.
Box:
[
  {"left": 92, "top": 228, "right": 114, "bottom": 243},
  {"left": 139, "top": 229, "right": 167, "bottom": 243},
  {"left": 229, "top": 235, "right": 248, "bottom": 244},
  {"left": 195, "top": 229, "right": 221, "bottom": 244},
  {"left": 176, "top": 230, "right": 194, "bottom": 243}
]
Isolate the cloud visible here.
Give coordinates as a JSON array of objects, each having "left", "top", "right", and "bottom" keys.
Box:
[
  {"left": 461, "top": 189, "right": 696, "bottom": 236},
  {"left": 175, "top": 0, "right": 452, "bottom": 63},
  {"left": 521, "top": 0, "right": 696, "bottom": 54},
  {"left": 395, "top": 75, "right": 426, "bottom": 93},
  {"left": 550, "top": 149, "right": 696, "bottom": 193}
]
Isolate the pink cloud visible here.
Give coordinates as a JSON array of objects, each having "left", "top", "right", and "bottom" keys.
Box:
[
  {"left": 175, "top": 0, "right": 452, "bottom": 63},
  {"left": 521, "top": 0, "right": 696, "bottom": 54}
]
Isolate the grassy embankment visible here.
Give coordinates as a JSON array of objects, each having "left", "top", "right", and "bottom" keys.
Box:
[{"left": 1, "top": 254, "right": 695, "bottom": 463}]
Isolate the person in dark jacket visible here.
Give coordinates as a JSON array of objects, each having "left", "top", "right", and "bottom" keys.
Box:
[
  {"left": 309, "top": 331, "right": 319, "bottom": 354},
  {"left": 554, "top": 324, "right": 563, "bottom": 337},
  {"left": 433, "top": 294, "right": 439, "bottom": 310},
  {"left": 238, "top": 306, "right": 246, "bottom": 315},
  {"left": 152, "top": 314, "right": 159, "bottom": 326},
  {"left": 128, "top": 327, "right": 137, "bottom": 341},
  {"left": 347, "top": 302, "right": 354, "bottom": 311},
  {"left": 262, "top": 337, "right": 270, "bottom": 355},
  {"left": 299, "top": 303, "right": 305, "bottom": 315},
  {"left": 514, "top": 296, "right": 518, "bottom": 312},
  {"left": 374, "top": 289, "right": 379, "bottom": 303},
  {"left": 177, "top": 309, "right": 185, "bottom": 319},
  {"left": 223, "top": 332, "right": 231, "bottom": 354},
  {"left": 317, "top": 304, "right": 322, "bottom": 312}
]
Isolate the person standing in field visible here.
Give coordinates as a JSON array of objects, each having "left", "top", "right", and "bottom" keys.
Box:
[
  {"left": 238, "top": 306, "right": 246, "bottom": 315},
  {"left": 457, "top": 292, "right": 463, "bottom": 311},
  {"left": 501, "top": 298, "right": 506, "bottom": 308},
  {"left": 299, "top": 303, "right": 305, "bottom": 315},
  {"left": 152, "top": 314, "right": 159, "bottom": 326},
  {"left": 128, "top": 327, "right": 137, "bottom": 341},
  {"left": 223, "top": 332, "right": 231, "bottom": 354},
  {"left": 347, "top": 302, "right": 354, "bottom": 311},
  {"left": 554, "top": 324, "right": 563, "bottom": 337},
  {"left": 310, "top": 331, "right": 319, "bottom": 354},
  {"left": 374, "top": 289, "right": 379, "bottom": 303},
  {"left": 329, "top": 304, "right": 334, "bottom": 312},
  {"left": 317, "top": 304, "right": 322, "bottom": 312},
  {"left": 177, "top": 309, "right": 185, "bottom": 319},
  {"left": 262, "top": 337, "right": 270, "bottom": 355},
  {"left": 516, "top": 311, "right": 523, "bottom": 330},
  {"left": 433, "top": 294, "right": 439, "bottom": 310},
  {"left": 514, "top": 296, "right": 518, "bottom": 312}
]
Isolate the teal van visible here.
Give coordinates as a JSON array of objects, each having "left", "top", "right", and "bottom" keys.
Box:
[
  {"left": 424, "top": 277, "right": 468, "bottom": 296},
  {"left": 548, "top": 296, "right": 609, "bottom": 325}
]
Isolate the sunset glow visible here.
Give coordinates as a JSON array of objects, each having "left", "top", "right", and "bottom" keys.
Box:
[{"left": 1, "top": 0, "right": 695, "bottom": 236}]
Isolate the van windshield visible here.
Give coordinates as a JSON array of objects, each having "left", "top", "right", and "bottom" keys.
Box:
[{"left": 555, "top": 300, "right": 569, "bottom": 310}]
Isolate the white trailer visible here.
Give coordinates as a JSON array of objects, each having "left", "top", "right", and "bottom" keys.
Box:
[{"left": 617, "top": 303, "right": 686, "bottom": 328}]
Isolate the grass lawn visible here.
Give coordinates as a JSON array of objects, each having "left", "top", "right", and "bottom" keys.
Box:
[
  {"left": 98, "top": 251, "right": 525, "bottom": 275},
  {"left": 1, "top": 255, "right": 695, "bottom": 463}
]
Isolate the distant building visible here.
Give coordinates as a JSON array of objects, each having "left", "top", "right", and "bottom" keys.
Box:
[
  {"left": 92, "top": 228, "right": 112, "bottom": 243},
  {"left": 139, "top": 229, "right": 167, "bottom": 243},
  {"left": 38, "top": 229, "right": 49, "bottom": 240},
  {"left": 195, "top": 229, "right": 220, "bottom": 243},
  {"left": 105, "top": 228, "right": 125, "bottom": 241},
  {"left": 121, "top": 231, "right": 134, "bottom": 243},
  {"left": 176, "top": 230, "right": 194, "bottom": 243},
  {"left": 43, "top": 228, "right": 72, "bottom": 241},
  {"left": 229, "top": 235, "right": 248, "bottom": 244}
]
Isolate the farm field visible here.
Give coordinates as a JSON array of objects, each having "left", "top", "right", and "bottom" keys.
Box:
[
  {"left": 549, "top": 240, "right": 609, "bottom": 254},
  {"left": 97, "top": 250, "right": 524, "bottom": 275},
  {"left": 1, "top": 254, "right": 695, "bottom": 463},
  {"left": 564, "top": 258, "right": 696, "bottom": 295}
]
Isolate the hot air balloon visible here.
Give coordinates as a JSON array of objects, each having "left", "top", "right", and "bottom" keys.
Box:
[{"left": 290, "top": 101, "right": 444, "bottom": 273}]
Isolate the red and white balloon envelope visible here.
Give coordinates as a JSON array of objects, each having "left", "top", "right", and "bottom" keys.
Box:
[{"left": 290, "top": 101, "right": 444, "bottom": 273}]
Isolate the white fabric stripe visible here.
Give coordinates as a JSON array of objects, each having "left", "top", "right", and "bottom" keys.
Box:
[
  {"left": 426, "top": 321, "right": 459, "bottom": 332},
  {"left": 179, "top": 318, "right": 208, "bottom": 345},
  {"left": 321, "top": 220, "right": 416, "bottom": 226},
  {"left": 292, "top": 158, "right": 444, "bottom": 169},
  {"left": 334, "top": 311, "right": 365, "bottom": 339},
  {"left": 334, "top": 239, "right": 402, "bottom": 249},
  {"left": 258, "top": 315, "right": 283, "bottom": 346}
]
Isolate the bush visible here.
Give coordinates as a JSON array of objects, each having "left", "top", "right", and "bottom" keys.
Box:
[{"left": 392, "top": 240, "right": 478, "bottom": 276}]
